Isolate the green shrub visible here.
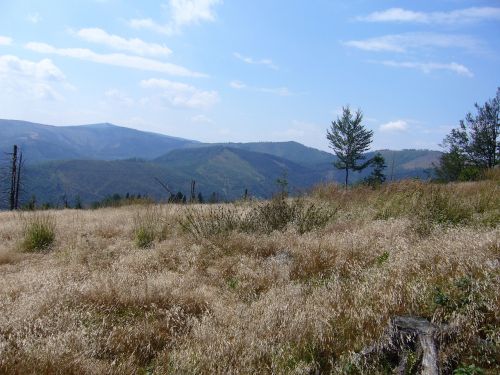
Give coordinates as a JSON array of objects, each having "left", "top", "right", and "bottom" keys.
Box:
[
  {"left": 430, "top": 276, "right": 482, "bottom": 323},
  {"left": 453, "top": 364, "right": 484, "bottom": 375},
  {"left": 246, "top": 197, "right": 297, "bottom": 233},
  {"left": 180, "top": 198, "right": 334, "bottom": 241},
  {"left": 133, "top": 207, "right": 162, "bottom": 248},
  {"left": 180, "top": 206, "right": 243, "bottom": 240},
  {"left": 21, "top": 214, "right": 56, "bottom": 252},
  {"left": 375, "top": 183, "right": 472, "bottom": 234},
  {"left": 294, "top": 200, "right": 334, "bottom": 234},
  {"left": 421, "top": 187, "right": 471, "bottom": 225},
  {"left": 411, "top": 187, "right": 472, "bottom": 235},
  {"left": 376, "top": 251, "right": 389, "bottom": 266},
  {"left": 135, "top": 227, "right": 155, "bottom": 248},
  {"left": 244, "top": 197, "right": 334, "bottom": 234}
]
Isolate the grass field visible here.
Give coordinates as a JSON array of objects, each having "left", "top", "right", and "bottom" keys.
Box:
[{"left": 0, "top": 177, "right": 498, "bottom": 374}]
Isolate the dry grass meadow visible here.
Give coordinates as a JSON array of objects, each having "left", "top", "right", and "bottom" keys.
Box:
[{"left": 0, "top": 176, "right": 498, "bottom": 374}]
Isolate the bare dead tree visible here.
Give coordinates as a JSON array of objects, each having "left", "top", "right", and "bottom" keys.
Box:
[
  {"left": 9, "top": 145, "right": 18, "bottom": 210},
  {"left": 14, "top": 151, "right": 23, "bottom": 209},
  {"left": 3, "top": 145, "right": 26, "bottom": 210},
  {"left": 154, "top": 177, "right": 174, "bottom": 201},
  {"left": 190, "top": 180, "right": 196, "bottom": 203}
]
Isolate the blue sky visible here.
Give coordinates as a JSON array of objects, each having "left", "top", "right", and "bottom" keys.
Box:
[{"left": 0, "top": 0, "right": 499, "bottom": 151}]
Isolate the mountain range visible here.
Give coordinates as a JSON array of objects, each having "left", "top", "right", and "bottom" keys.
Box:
[
  {"left": 0, "top": 119, "right": 197, "bottom": 162},
  {"left": 0, "top": 120, "right": 441, "bottom": 207}
]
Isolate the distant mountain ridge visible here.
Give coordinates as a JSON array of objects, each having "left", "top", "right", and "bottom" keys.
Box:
[
  {"left": 0, "top": 119, "right": 441, "bottom": 207},
  {"left": 24, "top": 146, "right": 323, "bottom": 205},
  {"left": 188, "top": 141, "right": 334, "bottom": 166},
  {"left": 0, "top": 119, "right": 197, "bottom": 162}
]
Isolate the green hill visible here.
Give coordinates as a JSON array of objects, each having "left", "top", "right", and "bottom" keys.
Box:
[
  {"left": 19, "top": 147, "right": 322, "bottom": 206},
  {"left": 16, "top": 146, "right": 440, "bottom": 207},
  {"left": 189, "top": 141, "right": 334, "bottom": 166}
]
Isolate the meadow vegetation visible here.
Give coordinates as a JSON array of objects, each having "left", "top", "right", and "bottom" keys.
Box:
[{"left": 0, "top": 174, "right": 498, "bottom": 374}]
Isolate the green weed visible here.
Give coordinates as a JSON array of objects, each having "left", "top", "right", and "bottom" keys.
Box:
[{"left": 21, "top": 214, "right": 56, "bottom": 252}]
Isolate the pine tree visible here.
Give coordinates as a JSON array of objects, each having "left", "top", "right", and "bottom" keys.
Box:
[
  {"left": 326, "top": 106, "right": 373, "bottom": 186},
  {"left": 75, "top": 195, "right": 83, "bottom": 209},
  {"left": 436, "top": 88, "right": 499, "bottom": 180},
  {"left": 364, "top": 153, "right": 386, "bottom": 187}
]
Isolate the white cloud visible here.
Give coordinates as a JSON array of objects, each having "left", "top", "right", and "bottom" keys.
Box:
[
  {"left": 233, "top": 52, "right": 278, "bottom": 70},
  {"left": 379, "top": 120, "right": 409, "bottom": 132},
  {"left": 0, "top": 36, "right": 12, "bottom": 46},
  {"left": 105, "top": 89, "right": 134, "bottom": 106},
  {"left": 358, "top": 7, "right": 500, "bottom": 24},
  {"left": 378, "top": 60, "right": 473, "bottom": 77},
  {"left": 76, "top": 28, "right": 172, "bottom": 56},
  {"left": 359, "top": 8, "right": 426, "bottom": 23},
  {"left": 129, "top": 19, "right": 170, "bottom": 34},
  {"left": 229, "top": 80, "right": 246, "bottom": 89},
  {"left": 27, "top": 13, "right": 41, "bottom": 24},
  {"left": 344, "top": 33, "right": 481, "bottom": 53},
  {"left": 258, "top": 87, "right": 292, "bottom": 96},
  {"left": 229, "top": 80, "right": 293, "bottom": 96},
  {"left": 170, "top": 0, "right": 222, "bottom": 26},
  {"left": 141, "top": 78, "right": 219, "bottom": 109},
  {"left": 25, "top": 42, "right": 205, "bottom": 77},
  {"left": 0, "top": 55, "right": 68, "bottom": 100},
  {"left": 130, "top": 0, "right": 222, "bottom": 35}
]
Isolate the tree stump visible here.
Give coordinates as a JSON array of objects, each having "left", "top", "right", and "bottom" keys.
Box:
[
  {"left": 393, "top": 316, "right": 439, "bottom": 375},
  {"left": 355, "top": 316, "right": 441, "bottom": 374}
]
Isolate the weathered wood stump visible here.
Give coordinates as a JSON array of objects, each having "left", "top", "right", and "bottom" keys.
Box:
[
  {"left": 393, "top": 316, "right": 439, "bottom": 375},
  {"left": 355, "top": 316, "right": 441, "bottom": 374}
]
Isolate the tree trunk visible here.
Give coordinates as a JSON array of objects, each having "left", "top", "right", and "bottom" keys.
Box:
[
  {"left": 190, "top": 180, "right": 196, "bottom": 202},
  {"left": 9, "top": 145, "right": 18, "bottom": 211},
  {"left": 14, "top": 152, "right": 22, "bottom": 210},
  {"left": 345, "top": 167, "right": 349, "bottom": 187},
  {"left": 493, "top": 113, "right": 498, "bottom": 167}
]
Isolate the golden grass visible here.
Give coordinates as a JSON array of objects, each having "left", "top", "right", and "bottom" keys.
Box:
[{"left": 0, "top": 180, "right": 498, "bottom": 374}]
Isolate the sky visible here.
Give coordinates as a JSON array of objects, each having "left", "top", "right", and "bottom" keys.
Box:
[{"left": 0, "top": 1, "right": 499, "bottom": 151}]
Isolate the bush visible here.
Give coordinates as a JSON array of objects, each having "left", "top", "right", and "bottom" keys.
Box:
[
  {"left": 246, "top": 197, "right": 333, "bottom": 234},
  {"left": 246, "top": 197, "right": 297, "bottom": 233},
  {"left": 421, "top": 187, "right": 471, "bottom": 225},
  {"left": 133, "top": 207, "right": 162, "bottom": 248},
  {"left": 21, "top": 214, "right": 56, "bottom": 252},
  {"left": 454, "top": 364, "right": 485, "bottom": 375},
  {"left": 180, "top": 197, "right": 334, "bottom": 241},
  {"left": 135, "top": 227, "right": 155, "bottom": 248},
  {"left": 294, "top": 200, "right": 334, "bottom": 234},
  {"left": 374, "top": 182, "right": 472, "bottom": 234},
  {"left": 412, "top": 186, "right": 472, "bottom": 235},
  {"left": 180, "top": 205, "right": 243, "bottom": 240}
]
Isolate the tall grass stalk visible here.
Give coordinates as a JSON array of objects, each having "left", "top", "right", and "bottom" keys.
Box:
[{"left": 20, "top": 213, "right": 56, "bottom": 252}]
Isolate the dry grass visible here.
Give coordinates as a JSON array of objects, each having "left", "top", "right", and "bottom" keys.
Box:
[{"left": 0, "top": 179, "right": 498, "bottom": 374}]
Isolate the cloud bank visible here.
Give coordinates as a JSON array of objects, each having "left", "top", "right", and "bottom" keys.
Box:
[
  {"left": 26, "top": 42, "right": 206, "bottom": 77},
  {"left": 76, "top": 28, "right": 172, "bottom": 56},
  {"left": 358, "top": 7, "right": 500, "bottom": 25},
  {"left": 130, "top": 0, "right": 222, "bottom": 35}
]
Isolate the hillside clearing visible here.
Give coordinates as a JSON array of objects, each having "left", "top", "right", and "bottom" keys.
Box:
[{"left": 0, "top": 179, "right": 498, "bottom": 374}]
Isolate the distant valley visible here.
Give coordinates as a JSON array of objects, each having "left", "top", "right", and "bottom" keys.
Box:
[{"left": 0, "top": 120, "right": 441, "bottom": 207}]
